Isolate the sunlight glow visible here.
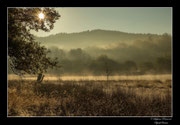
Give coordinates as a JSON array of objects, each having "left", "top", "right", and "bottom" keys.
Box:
[{"left": 38, "top": 12, "right": 45, "bottom": 20}]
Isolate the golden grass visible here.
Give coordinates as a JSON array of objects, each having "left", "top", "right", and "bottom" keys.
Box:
[
  {"left": 8, "top": 77, "right": 172, "bottom": 116},
  {"left": 8, "top": 74, "right": 172, "bottom": 81}
]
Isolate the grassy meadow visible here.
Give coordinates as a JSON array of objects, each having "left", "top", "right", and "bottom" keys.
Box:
[{"left": 8, "top": 74, "right": 172, "bottom": 116}]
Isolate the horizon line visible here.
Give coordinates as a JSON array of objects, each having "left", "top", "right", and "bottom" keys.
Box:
[{"left": 33, "top": 29, "right": 172, "bottom": 38}]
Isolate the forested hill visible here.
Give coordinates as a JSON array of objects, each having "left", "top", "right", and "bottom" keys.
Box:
[
  {"left": 9, "top": 30, "right": 172, "bottom": 75},
  {"left": 34, "top": 29, "right": 164, "bottom": 49}
]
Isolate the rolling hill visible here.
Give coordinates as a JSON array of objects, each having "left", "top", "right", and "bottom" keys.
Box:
[{"left": 34, "top": 29, "right": 162, "bottom": 49}]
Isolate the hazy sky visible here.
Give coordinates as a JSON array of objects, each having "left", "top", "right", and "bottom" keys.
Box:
[{"left": 31, "top": 7, "right": 172, "bottom": 37}]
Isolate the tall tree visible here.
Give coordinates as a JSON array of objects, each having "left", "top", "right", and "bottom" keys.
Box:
[{"left": 8, "top": 8, "right": 60, "bottom": 79}]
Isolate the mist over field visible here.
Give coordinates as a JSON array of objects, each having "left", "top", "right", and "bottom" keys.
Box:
[{"left": 23, "top": 29, "right": 172, "bottom": 76}]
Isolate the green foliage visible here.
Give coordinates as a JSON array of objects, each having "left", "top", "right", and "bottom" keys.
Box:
[{"left": 8, "top": 8, "right": 60, "bottom": 75}]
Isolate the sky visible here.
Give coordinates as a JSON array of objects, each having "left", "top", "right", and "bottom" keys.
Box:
[{"left": 31, "top": 7, "right": 172, "bottom": 37}]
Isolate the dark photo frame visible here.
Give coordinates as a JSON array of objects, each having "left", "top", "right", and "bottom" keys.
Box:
[{"left": 1, "top": 0, "right": 178, "bottom": 124}]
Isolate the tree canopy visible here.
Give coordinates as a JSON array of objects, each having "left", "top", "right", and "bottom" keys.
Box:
[{"left": 8, "top": 8, "right": 60, "bottom": 75}]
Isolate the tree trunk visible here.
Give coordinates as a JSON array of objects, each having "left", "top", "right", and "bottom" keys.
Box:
[
  {"left": 37, "top": 73, "right": 44, "bottom": 83},
  {"left": 107, "top": 74, "right": 109, "bottom": 82}
]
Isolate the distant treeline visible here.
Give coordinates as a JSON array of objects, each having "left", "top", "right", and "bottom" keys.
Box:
[
  {"left": 8, "top": 32, "right": 172, "bottom": 75},
  {"left": 43, "top": 48, "right": 171, "bottom": 76},
  {"left": 85, "top": 33, "right": 171, "bottom": 63},
  {"left": 8, "top": 47, "right": 171, "bottom": 75},
  {"left": 45, "top": 32, "right": 171, "bottom": 75}
]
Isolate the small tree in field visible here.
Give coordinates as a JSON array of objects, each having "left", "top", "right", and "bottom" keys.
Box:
[
  {"left": 97, "top": 55, "right": 113, "bottom": 82},
  {"left": 8, "top": 8, "right": 61, "bottom": 82},
  {"left": 104, "top": 61, "right": 111, "bottom": 82}
]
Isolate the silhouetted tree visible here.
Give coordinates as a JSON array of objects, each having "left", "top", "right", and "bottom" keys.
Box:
[
  {"left": 124, "top": 60, "right": 137, "bottom": 74},
  {"left": 156, "top": 57, "right": 171, "bottom": 73},
  {"left": 97, "top": 55, "right": 113, "bottom": 82},
  {"left": 8, "top": 8, "right": 60, "bottom": 82},
  {"left": 140, "top": 62, "right": 154, "bottom": 73}
]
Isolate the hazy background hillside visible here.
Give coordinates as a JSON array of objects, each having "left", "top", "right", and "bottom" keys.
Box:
[
  {"left": 35, "top": 29, "right": 164, "bottom": 49},
  {"left": 9, "top": 29, "right": 172, "bottom": 75},
  {"left": 25, "top": 29, "right": 171, "bottom": 76},
  {"left": 35, "top": 29, "right": 171, "bottom": 61}
]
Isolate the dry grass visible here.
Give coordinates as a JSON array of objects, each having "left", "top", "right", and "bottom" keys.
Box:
[
  {"left": 8, "top": 76, "right": 172, "bottom": 116},
  {"left": 8, "top": 74, "right": 172, "bottom": 81}
]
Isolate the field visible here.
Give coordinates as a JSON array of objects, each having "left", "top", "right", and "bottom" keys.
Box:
[{"left": 8, "top": 74, "right": 172, "bottom": 116}]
